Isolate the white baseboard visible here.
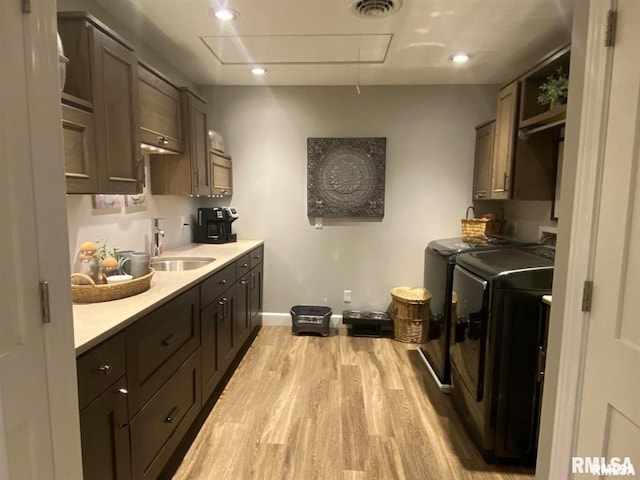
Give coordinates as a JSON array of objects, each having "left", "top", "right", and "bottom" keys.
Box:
[{"left": 262, "top": 312, "right": 346, "bottom": 328}]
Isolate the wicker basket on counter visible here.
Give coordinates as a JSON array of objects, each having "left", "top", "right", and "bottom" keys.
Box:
[
  {"left": 70, "top": 268, "right": 154, "bottom": 303},
  {"left": 390, "top": 287, "right": 432, "bottom": 344}
]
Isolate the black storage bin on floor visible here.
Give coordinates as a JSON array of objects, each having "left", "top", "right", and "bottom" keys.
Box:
[{"left": 291, "top": 305, "right": 332, "bottom": 336}]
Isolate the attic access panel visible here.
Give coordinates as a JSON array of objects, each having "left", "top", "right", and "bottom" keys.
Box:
[{"left": 307, "top": 137, "right": 386, "bottom": 217}]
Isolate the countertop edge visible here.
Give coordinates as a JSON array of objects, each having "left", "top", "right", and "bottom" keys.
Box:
[{"left": 74, "top": 240, "right": 264, "bottom": 356}]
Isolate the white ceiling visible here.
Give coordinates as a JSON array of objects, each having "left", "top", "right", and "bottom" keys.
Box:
[{"left": 91, "top": 0, "right": 573, "bottom": 86}]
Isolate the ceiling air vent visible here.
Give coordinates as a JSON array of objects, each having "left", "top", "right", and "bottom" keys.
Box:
[{"left": 350, "top": 0, "right": 403, "bottom": 18}]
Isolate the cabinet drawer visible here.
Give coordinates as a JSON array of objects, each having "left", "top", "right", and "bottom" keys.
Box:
[
  {"left": 200, "top": 263, "right": 236, "bottom": 308},
  {"left": 249, "top": 245, "right": 264, "bottom": 269},
  {"left": 77, "top": 333, "right": 126, "bottom": 410},
  {"left": 236, "top": 253, "right": 251, "bottom": 278},
  {"left": 126, "top": 286, "right": 200, "bottom": 414},
  {"left": 130, "top": 350, "right": 201, "bottom": 480}
]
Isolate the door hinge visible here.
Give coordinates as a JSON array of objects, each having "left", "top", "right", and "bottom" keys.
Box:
[
  {"left": 40, "top": 280, "right": 51, "bottom": 323},
  {"left": 582, "top": 280, "right": 593, "bottom": 312},
  {"left": 605, "top": 10, "right": 617, "bottom": 47},
  {"left": 40, "top": 281, "right": 51, "bottom": 323},
  {"left": 21, "top": 0, "right": 31, "bottom": 13}
]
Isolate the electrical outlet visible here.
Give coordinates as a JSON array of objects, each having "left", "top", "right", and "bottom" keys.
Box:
[
  {"left": 181, "top": 216, "right": 189, "bottom": 230},
  {"left": 343, "top": 290, "right": 352, "bottom": 303}
]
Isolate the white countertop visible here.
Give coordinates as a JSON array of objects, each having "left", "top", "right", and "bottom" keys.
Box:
[
  {"left": 542, "top": 295, "right": 552, "bottom": 306},
  {"left": 73, "top": 240, "right": 263, "bottom": 356}
]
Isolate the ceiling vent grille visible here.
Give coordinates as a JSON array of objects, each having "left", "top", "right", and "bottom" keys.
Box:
[{"left": 350, "top": 0, "right": 403, "bottom": 18}]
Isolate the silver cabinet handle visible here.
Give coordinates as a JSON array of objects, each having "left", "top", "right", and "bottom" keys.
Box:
[
  {"left": 117, "top": 388, "right": 128, "bottom": 395},
  {"left": 503, "top": 172, "right": 508, "bottom": 192},
  {"left": 219, "top": 279, "right": 226, "bottom": 285},
  {"left": 98, "top": 365, "right": 111, "bottom": 375},
  {"left": 157, "top": 136, "right": 169, "bottom": 145}
]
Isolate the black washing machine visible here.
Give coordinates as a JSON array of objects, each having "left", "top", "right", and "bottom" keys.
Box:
[
  {"left": 449, "top": 246, "right": 554, "bottom": 465},
  {"left": 419, "top": 237, "right": 529, "bottom": 391}
]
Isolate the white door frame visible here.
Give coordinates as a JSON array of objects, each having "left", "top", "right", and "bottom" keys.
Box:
[
  {"left": 20, "top": 0, "right": 83, "bottom": 477},
  {"left": 541, "top": 1, "right": 615, "bottom": 478}
]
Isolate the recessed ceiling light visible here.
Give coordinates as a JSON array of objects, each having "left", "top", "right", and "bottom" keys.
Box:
[
  {"left": 211, "top": 8, "right": 238, "bottom": 21},
  {"left": 251, "top": 67, "right": 267, "bottom": 76},
  {"left": 451, "top": 52, "right": 471, "bottom": 64}
]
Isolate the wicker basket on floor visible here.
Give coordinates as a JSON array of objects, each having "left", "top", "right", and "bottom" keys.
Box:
[{"left": 390, "top": 287, "right": 432, "bottom": 344}]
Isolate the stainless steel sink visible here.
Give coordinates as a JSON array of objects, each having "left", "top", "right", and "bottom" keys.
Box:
[{"left": 150, "top": 257, "right": 215, "bottom": 272}]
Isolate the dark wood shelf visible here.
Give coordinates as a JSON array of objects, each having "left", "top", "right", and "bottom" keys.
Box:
[
  {"left": 520, "top": 104, "right": 567, "bottom": 129},
  {"left": 61, "top": 92, "right": 93, "bottom": 111},
  {"left": 519, "top": 45, "right": 571, "bottom": 127}
]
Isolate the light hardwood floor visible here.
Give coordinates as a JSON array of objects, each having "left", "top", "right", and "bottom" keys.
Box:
[{"left": 173, "top": 327, "right": 534, "bottom": 480}]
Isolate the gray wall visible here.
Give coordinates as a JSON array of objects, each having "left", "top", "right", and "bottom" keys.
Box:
[{"left": 201, "top": 85, "right": 499, "bottom": 316}]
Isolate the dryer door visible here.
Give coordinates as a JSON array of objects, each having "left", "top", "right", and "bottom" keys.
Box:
[{"left": 450, "top": 265, "right": 489, "bottom": 401}]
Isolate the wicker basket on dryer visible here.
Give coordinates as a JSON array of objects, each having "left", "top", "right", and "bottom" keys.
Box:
[{"left": 461, "top": 206, "right": 505, "bottom": 240}]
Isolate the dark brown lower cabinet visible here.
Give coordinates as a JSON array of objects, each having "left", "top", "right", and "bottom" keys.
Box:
[
  {"left": 79, "top": 375, "right": 130, "bottom": 480},
  {"left": 126, "top": 286, "right": 200, "bottom": 415},
  {"left": 234, "top": 275, "right": 250, "bottom": 348},
  {"left": 217, "top": 286, "right": 236, "bottom": 374},
  {"left": 249, "top": 262, "right": 263, "bottom": 332},
  {"left": 77, "top": 244, "right": 265, "bottom": 479},
  {"left": 201, "top": 298, "right": 222, "bottom": 401},
  {"left": 130, "top": 350, "right": 201, "bottom": 480}
]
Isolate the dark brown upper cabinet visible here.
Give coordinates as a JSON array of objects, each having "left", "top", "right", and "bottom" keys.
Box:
[
  {"left": 61, "top": 103, "right": 98, "bottom": 193},
  {"left": 210, "top": 150, "right": 233, "bottom": 197},
  {"left": 472, "top": 120, "right": 495, "bottom": 201},
  {"left": 138, "top": 62, "right": 183, "bottom": 154},
  {"left": 490, "top": 81, "right": 519, "bottom": 200},
  {"left": 150, "top": 89, "right": 210, "bottom": 195},
  {"left": 58, "top": 12, "right": 142, "bottom": 195}
]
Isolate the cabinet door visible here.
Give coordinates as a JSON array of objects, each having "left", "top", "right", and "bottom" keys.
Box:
[
  {"left": 211, "top": 151, "right": 232, "bottom": 196},
  {"left": 79, "top": 376, "right": 130, "bottom": 480},
  {"left": 91, "top": 26, "right": 142, "bottom": 194},
  {"left": 472, "top": 121, "right": 495, "bottom": 200},
  {"left": 491, "top": 81, "right": 519, "bottom": 199},
  {"left": 62, "top": 103, "right": 98, "bottom": 193},
  {"left": 138, "top": 64, "right": 183, "bottom": 152},
  {"left": 249, "top": 263, "right": 263, "bottom": 332},
  {"left": 217, "top": 285, "right": 236, "bottom": 372},
  {"left": 191, "top": 97, "right": 210, "bottom": 196},
  {"left": 201, "top": 299, "right": 222, "bottom": 402},
  {"left": 235, "top": 276, "right": 250, "bottom": 347}
]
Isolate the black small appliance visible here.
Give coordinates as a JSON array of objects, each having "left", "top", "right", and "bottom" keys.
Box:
[{"left": 195, "top": 207, "right": 238, "bottom": 244}]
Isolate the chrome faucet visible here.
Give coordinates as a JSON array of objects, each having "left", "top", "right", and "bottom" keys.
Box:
[{"left": 151, "top": 217, "right": 164, "bottom": 257}]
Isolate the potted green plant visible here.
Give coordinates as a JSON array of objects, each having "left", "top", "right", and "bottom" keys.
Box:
[{"left": 537, "top": 67, "right": 569, "bottom": 109}]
